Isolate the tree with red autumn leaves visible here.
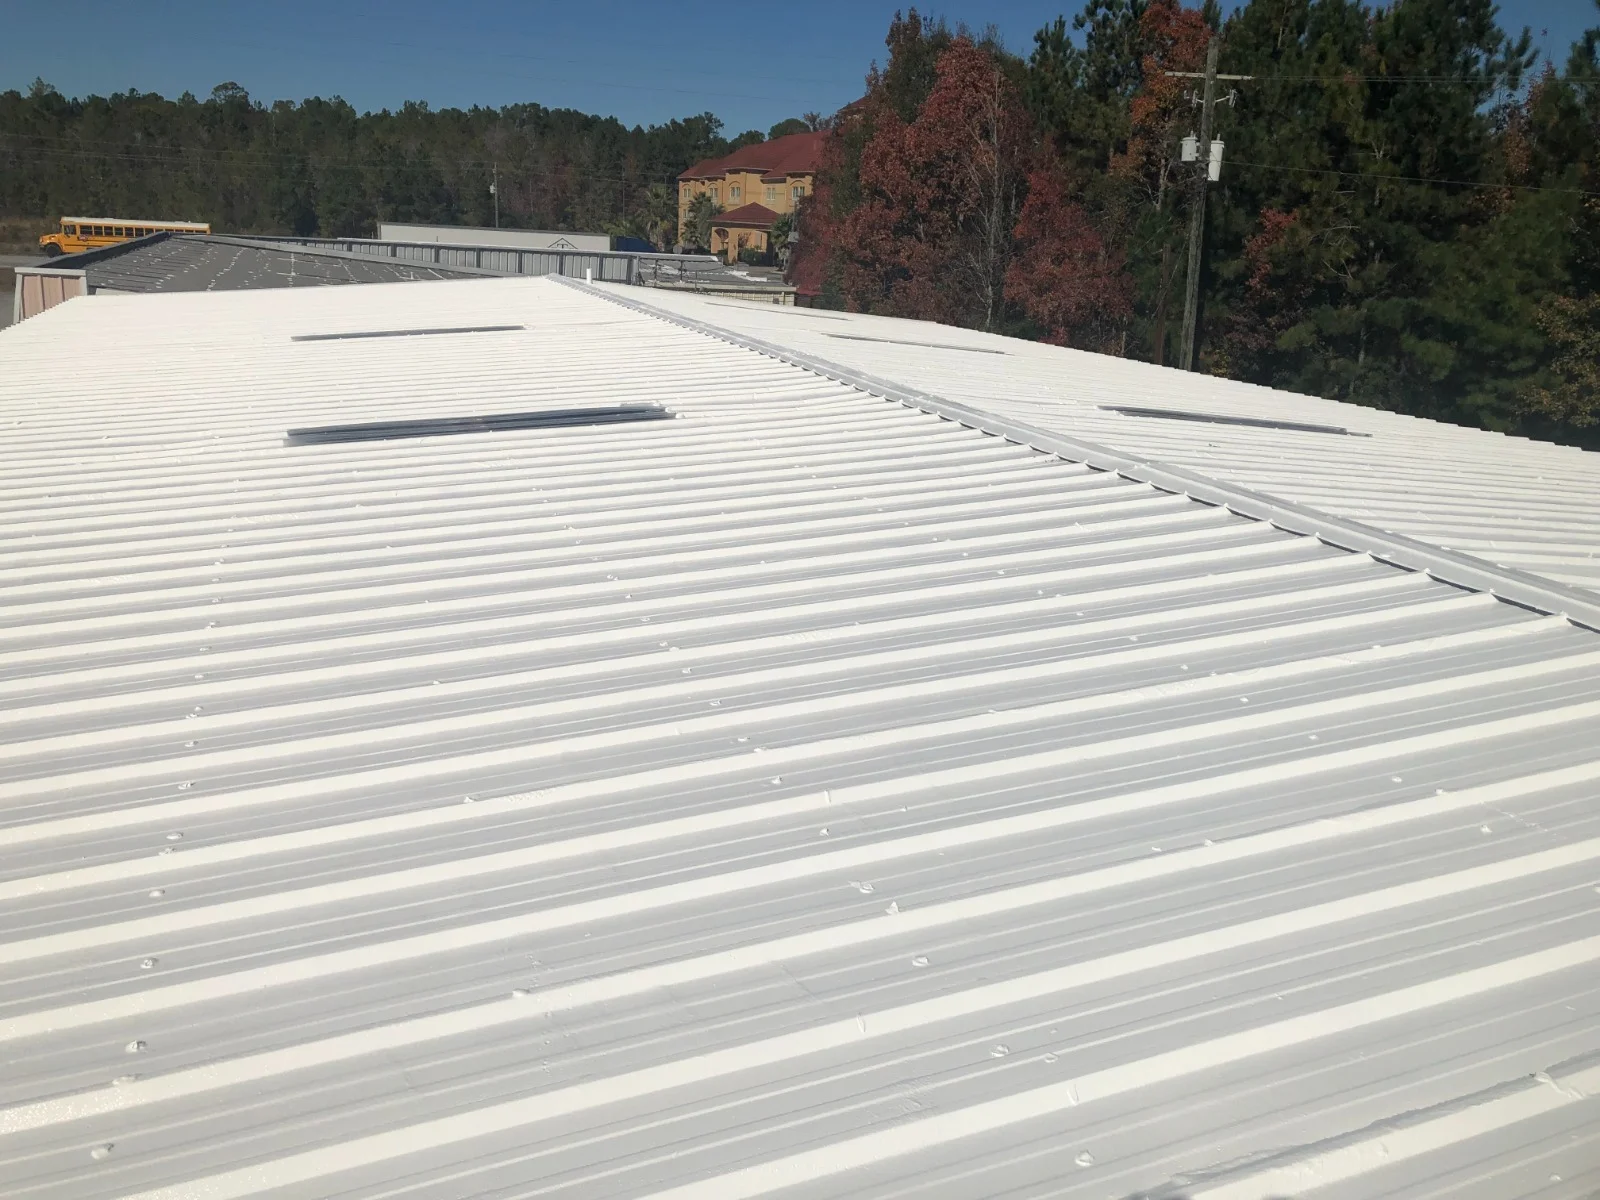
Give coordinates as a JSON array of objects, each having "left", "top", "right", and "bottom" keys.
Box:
[
  {"left": 836, "top": 39, "right": 1033, "bottom": 330},
  {"left": 796, "top": 24, "right": 1130, "bottom": 346},
  {"left": 1109, "top": 0, "right": 1208, "bottom": 200},
  {"left": 1007, "top": 164, "right": 1133, "bottom": 352}
]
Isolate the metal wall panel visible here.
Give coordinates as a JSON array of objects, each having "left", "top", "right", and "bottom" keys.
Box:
[
  {"left": 11, "top": 267, "right": 87, "bottom": 323},
  {"left": 379, "top": 222, "right": 612, "bottom": 252}
]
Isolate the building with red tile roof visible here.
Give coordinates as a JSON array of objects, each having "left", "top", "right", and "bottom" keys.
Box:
[{"left": 678, "top": 131, "right": 825, "bottom": 262}]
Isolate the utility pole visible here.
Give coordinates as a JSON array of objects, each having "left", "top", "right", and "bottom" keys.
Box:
[
  {"left": 1179, "top": 38, "right": 1218, "bottom": 373},
  {"left": 1168, "top": 43, "right": 1251, "bottom": 372},
  {"left": 490, "top": 163, "right": 499, "bottom": 229}
]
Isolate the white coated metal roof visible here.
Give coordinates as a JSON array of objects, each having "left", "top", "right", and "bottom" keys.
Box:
[
  {"left": 2, "top": 277, "right": 1600, "bottom": 1200},
  {"left": 608, "top": 285, "right": 1600, "bottom": 597}
]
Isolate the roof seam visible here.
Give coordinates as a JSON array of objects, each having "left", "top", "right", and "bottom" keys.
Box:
[{"left": 563, "top": 277, "right": 1600, "bottom": 635}]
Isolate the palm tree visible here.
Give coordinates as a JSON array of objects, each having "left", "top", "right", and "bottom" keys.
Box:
[{"left": 682, "top": 192, "right": 721, "bottom": 252}]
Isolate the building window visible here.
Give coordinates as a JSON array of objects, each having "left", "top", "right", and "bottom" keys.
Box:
[
  {"left": 792, "top": 184, "right": 804, "bottom": 202},
  {"left": 765, "top": 185, "right": 778, "bottom": 204},
  {"left": 709, "top": 186, "right": 719, "bottom": 203},
  {"left": 730, "top": 185, "right": 740, "bottom": 202}
]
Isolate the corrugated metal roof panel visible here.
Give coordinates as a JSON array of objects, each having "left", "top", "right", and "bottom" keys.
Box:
[
  {"left": 2, "top": 277, "right": 1598, "bottom": 1200},
  {"left": 612, "top": 286, "right": 1600, "bottom": 597},
  {"left": 72, "top": 235, "right": 488, "bottom": 295}
]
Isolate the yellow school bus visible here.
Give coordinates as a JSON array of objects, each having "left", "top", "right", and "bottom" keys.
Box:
[{"left": 39, "top": 217, "right": 211, "bottom": 257}]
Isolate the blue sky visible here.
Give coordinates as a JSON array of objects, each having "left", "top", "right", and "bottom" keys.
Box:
[{"left": 2, "top": 0, "right": 1591, "bottom": 134}]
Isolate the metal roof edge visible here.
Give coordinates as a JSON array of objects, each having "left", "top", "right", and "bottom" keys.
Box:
[
  {"left": 197, "top": 234, "right": 505, "bottom": 277},
  {"left": 245, "top": 235, "right": 722, "bottom": 267},
  {"left": 645, "top": 281, "right": 797, "bottom": 298},
  {"left": 564, "top": 277, "right": 1600, "bottom": 634},
  {"left": 42, "top": 229, "right": 173, "bottom": 271}
]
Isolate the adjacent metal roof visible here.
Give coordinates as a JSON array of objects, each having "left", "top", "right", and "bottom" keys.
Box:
[
  {"left": 2, "top": 277, "right": 1599, "bottom": 1200},
  {"left": 611, "top": 287, "right": 1600, "bottom": 597},
  {"left": 58, "top": 234, "right": 489, "bottom": 295}
]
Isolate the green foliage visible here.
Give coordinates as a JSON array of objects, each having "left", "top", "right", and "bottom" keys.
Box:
[
  {"left": 681, "top": 192, "right": 720, "bottom": 251},
  {"left": 768, "top": 118, "right": 810, "bottom": 139},
  {"left": 795, "top": 0, "right": 1600, "bottom": 444},
  {"left": 1027, "top": 0, "right": 1147, "bottom": 170},
  {"left": 1522, "top": 290, "right": 1600, "bottom": 430},
  {"left": 0, "top": 84, "right": 754, "bottom": 241},
  {"left": 1200, "top": 0, "right": 1555, "bottom": 428}
]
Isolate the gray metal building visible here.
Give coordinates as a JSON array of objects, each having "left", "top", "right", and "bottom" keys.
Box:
[
  {"left": 10, "top": 232, "right": 795, "bottom": 322},
  {"left": 377, "top": 222, "right": 615, "bottom": 252}
]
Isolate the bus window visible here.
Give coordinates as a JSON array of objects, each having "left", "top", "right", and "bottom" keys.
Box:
[
  {"left": 114, "top": 227, "right": 126, "bottom": 237},
  {"left": 65, "top": 225, "right": 77, "bottom": 235}
]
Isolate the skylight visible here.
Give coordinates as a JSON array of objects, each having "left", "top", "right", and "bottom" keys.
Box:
[
  {"left": 291, "top": 324, "right": 526, "bottom": 342},
  {"left": 826, "top": 333, "right": 1007, "bottom": 355},
  {"left": 286, "top": 405, "right": 672, "bottom": 444},
  {"left": 1099, "top": 405, "right": 1368, "bottom": 436}
]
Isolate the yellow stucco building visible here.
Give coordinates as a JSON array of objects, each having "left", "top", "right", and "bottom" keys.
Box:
[{"left": 678, "top": 131, "right": 825, "bottom": 262}]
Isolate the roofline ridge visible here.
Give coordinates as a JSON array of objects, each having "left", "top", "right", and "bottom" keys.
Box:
[{"left": 562, "top": 277, "right": 1600, "bottom": 634}]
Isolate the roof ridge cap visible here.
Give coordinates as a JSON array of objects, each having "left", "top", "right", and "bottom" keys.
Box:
[{"left": 560, "top": 277, "right": 1600, "bottom": 634}]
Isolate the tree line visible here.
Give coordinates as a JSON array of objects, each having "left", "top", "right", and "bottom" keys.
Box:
[
  {"left": 0, "top": 80, "right": 810, "bottom": 250},
  {"left": 795, "top": 0, "right": 1600, "bottom": 445},
  {"left": 1, "top": 0, "right": 1596, "bottom": 444}
]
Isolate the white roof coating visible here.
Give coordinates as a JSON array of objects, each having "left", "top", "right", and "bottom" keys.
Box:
[
  {"left": 610, "top": 285, "right": 1600, "bottom": 597},
  {"left": 2, "top": 277, "right": 1600, "bottom": 1200}
]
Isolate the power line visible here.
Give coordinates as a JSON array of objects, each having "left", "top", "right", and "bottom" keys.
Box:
[
  {"left": 322, "top": 6, "right": 887, "bottom": 74},
  {"left": 216, "top": 31, "right": 871, "bottom": 94},
  {"left": 0, "top": 130, "right": 724, "bottom": 181},
  {"left": 26, "top": 36, "right": 842, "bottom": 110},
  {"left": 1164, "top": 68, "right": 1539, "bottom": 95},
  {"left": 1224, "top": 156, "right": 1600, "bottom": 197},
  {"left": 1248, "top": 73, "right": 1534, "bottom": 83},
  {"left": 0, "top": 139, "right": 674, "bottom": 188},
  {"left": 0, "top": 130, "right": 700, "bottom": 171}
]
